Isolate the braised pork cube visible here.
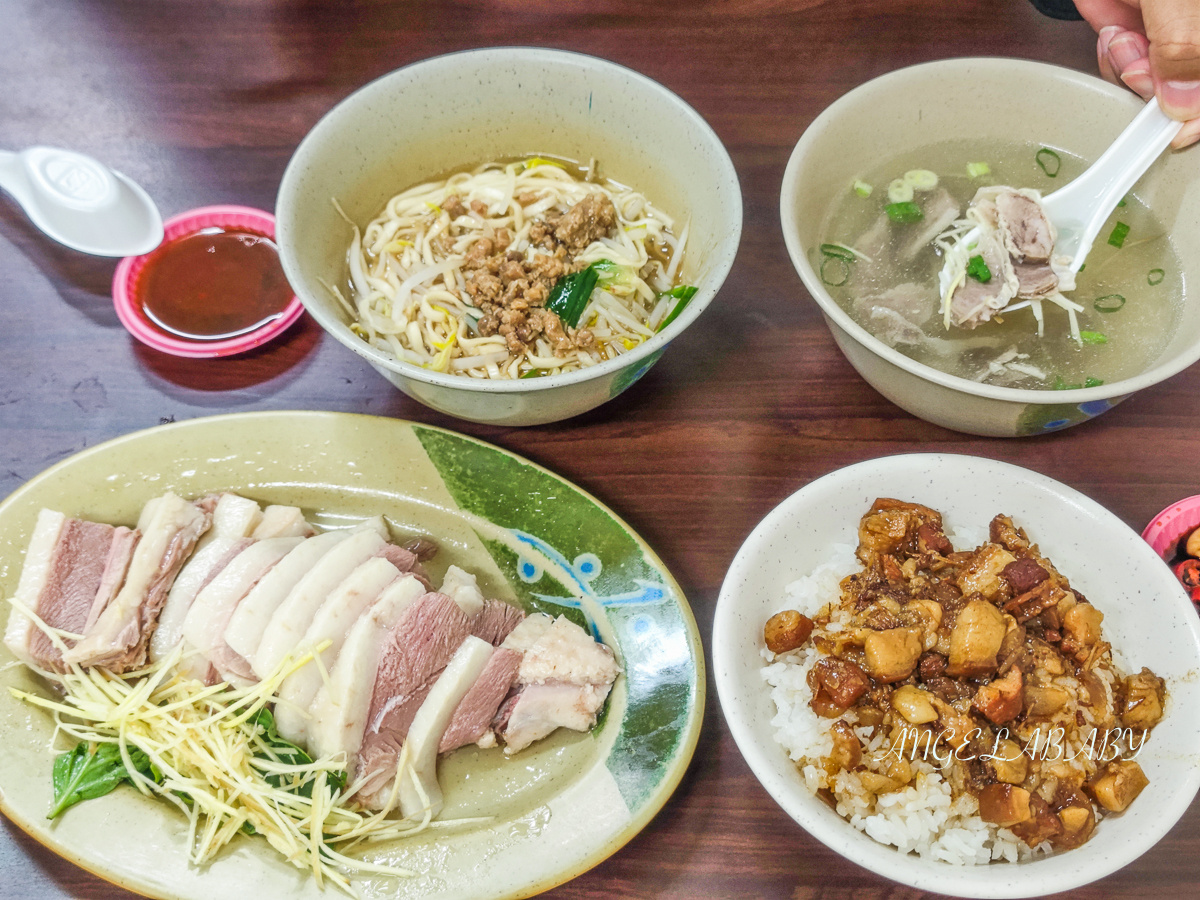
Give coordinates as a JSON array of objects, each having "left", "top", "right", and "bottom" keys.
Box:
[
  {"left": 810, "top": 657, "right": 871, "bottom": 715},
  {"left": 946, "top": 599, "right": 1007, "bottom": 677},
  {"left": 957, "top": 544, "right": 1017, "bottom": 600},
  {"left": 972, "top": 666, "right": 1024, "bottom": 724},
  {"left": 1120, "top": 668, "right": 1166, "bottom": 730},
  {"left": 864, "top": 627, "right": 923, "bottom": 683},
  {"left": 978, "top": 783, "right": 1032, "bottom": 828},
  {"left": 856, "top": 498, "right": 946, "bottom": 565},
  {"left": 1010, "top": 793, "right": 1064, "bottom": 847},
  {"left": 764, "top": 610, "right": 814, "bottom": 654},
  {"left": 1088, "top": 760, "right": 1150, "bottom": 812}
]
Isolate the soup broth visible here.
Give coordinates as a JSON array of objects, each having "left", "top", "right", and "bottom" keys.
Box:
[{"left": 819, "top": 139, "right": 1182, "bottom": 389}]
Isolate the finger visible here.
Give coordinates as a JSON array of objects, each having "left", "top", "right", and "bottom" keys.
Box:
[
  {"left": 1141, "top": 0, "right": 1200, "bottom": 78},
  {"left": 1098, "top": 25, "right": 1123, "bottom": 82},
  {"left": 1121, "top": 57, "right": 1159, "bottom": 97},
  {"left": 1170, "top": 116, "right": 1200, "bottom": 147},
  {"left": 1108, "top": 28, "right": 1153, "bottom": 76}
]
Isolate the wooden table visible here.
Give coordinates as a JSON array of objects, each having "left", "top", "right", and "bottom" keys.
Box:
[{"left": 2, "top": 1, "right": 1197, "bottom": 897}]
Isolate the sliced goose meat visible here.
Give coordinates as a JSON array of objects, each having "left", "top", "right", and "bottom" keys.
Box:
[
  {"left": 306, "top": 574, "right": 427, "bottom": 769},
  {"left": 353, "top": 593, "right": 472, "bottom": 803},
  {"left": 993, "top": 189, "right": 1056, "bottom": 263},
  {"left": 468, "top": 600, "right": 526, "bottom": 646},
  {"left": 150, "top": 492, "right": 263, "bottom": 664},
  {"left": 223, "top": 530, "right": 351, "bottom": 663},
  {"left": 4, "top": 511, "right": 133, "bottom": 672},
  {"left": 272, "top": 557, "right": 402, "bottom": 745},
  {"left": 83, "top": 526, "right": 140, "bottom": 641},
  {"left": 62, "top": 493, "right": 212, "bottom": 672},
  {"left": 251, "top": 504, "right": 314, "bottom": 540},
  {"left": 1013, "top": 260, "right": 1059, "bottom": 299},
  {"left": 395, "top": 636, "right": 495, "bottom": 819},
  {"left": 899, "top": 188, "right": 962, "bottom": 260},
  {"left": 493, "top": 681, "right": 615, "bottom": 754},
  {"left": 949, "top": 232, "right": 1019, "bottom": 329},
  {"left": 439, "top": 564, "right": 485, "bottom": 617},
  {"left": 252, "top": 528, "right": 389, "bottom": 679},
  {"left": 378, "top": 543, "right": 430, "bottom": 587},
  {"left": 439, "top": 647, "right": 522, "bottom": 752},
  {"left": 495, "top": 615, "right": 621, "bottom": 754},
  {"left": 179, "top": 536, "right": 303, "bottom": 684},
  {"left": 151, "top": 537, "right": 252, "bottom": 665}
]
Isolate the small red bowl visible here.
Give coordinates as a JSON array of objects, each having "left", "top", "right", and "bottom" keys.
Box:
[
  {"left": 1143, "top": 494, "right": 1200, "bottom": 560},
  {"left": 112, "top": 205, "right": 304, "bottom": 358}
]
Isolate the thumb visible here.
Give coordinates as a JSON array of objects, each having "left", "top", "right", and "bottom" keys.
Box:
[{"left": 1141, "top": 0, "right": 1200, "bottom": 118}]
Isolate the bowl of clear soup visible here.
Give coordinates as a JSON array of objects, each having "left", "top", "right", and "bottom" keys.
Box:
[{"left": 781, "top": 58, "right": 1200, "bottom": 437}]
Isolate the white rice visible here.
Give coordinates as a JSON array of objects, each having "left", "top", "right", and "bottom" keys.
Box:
[{"left": 761, "top": 534, "right": 1044, "bottom": 866}]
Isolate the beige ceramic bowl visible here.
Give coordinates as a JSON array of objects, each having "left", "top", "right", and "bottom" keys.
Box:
[
  {"left": 780, "top": 58, "right": 1200, "bottom": 437},
  {"left": 714, "top": 454, "right": 1200, "bottom": 896},
  {"left": 276, "top": 48, "right": 741, "bottom": 426}
]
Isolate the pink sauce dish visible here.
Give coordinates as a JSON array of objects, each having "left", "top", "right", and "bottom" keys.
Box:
[
  {"left": 1142, "top": 495, "right": 1200, "bottom": 560},
  {"left": 1143, "top": 495, "right": 1200, "bottom": 604},
  {"left": 112, "top": 205, "right": 304, "bottom": 358}
]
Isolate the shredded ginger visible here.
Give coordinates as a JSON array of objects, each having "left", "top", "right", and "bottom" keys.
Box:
[{"left": 9, "top": 631, "right": 451, "bottom": 897}]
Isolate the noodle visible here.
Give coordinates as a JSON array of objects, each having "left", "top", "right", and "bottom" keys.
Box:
[{"left": 343, "top": 158, "right": 689, "bottom": 378}]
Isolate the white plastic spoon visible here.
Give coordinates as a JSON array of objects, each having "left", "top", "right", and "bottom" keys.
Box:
[
  {"left": 0, "top": 146, "right": 163, "bottom": 257},
  {"left": 939, "top": 97, "right": 1183, "bottom": 300},
  {"left": 1042, "top": 97, "right": 1182, "bottom": 273}
]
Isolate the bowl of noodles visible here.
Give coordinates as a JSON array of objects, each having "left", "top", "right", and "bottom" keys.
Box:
[
  {"left": 276, "top": 48, "right": 742, "bottom": 425},
  {"left": 780, "top": 58, "right": 1200, "bottom": 437}
]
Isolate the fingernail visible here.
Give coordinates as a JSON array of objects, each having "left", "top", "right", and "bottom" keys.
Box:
[
  {"left": 1170, "top": 117, "right": 1200, "bottom": 149},
  {"left": 1160, "top": 81, "right": 1200, "bottom": 120},
  {"left": 1106, "top": 33, "right": 1147, "bottom": 73},
  {"left": 1120, "top": 68, "right": 1156, "bottom": 99}
]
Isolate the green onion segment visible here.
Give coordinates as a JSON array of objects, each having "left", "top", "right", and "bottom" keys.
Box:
[
  {"left": 1148, "top": 268, "right": 1165, "bottom": 286},
  {"left": 966, "top": 162, "right": 991, "bottom": 178},
  {"left": 820, "top": 255, "right": 850, "bottom": 286},
  {"left": 966, "top": 255, "right": 992, "bottom": 283},
  {"left": 1035, "top": 148, "right": 1061, "bottom": 177},
  {"left": 885, "top": 201, "right": 923, "bottom": 224},
  {"left": 819, "top": 243, "right": 857, "bottom": 262},
  {"left": 656, "top": 285, "right": 699, "bottom": 333},
  {"left": 1093, "top": 294, "right": 1126, "bottom": 313},
  {"left": 1080, "top": 330, "right": 1108, "bottom": 345},
  {"left": 1107, "top": 221, "right": 1130, "bottom": 249}
]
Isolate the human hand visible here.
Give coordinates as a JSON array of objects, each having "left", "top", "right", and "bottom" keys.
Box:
[{"left": 1075, "top": 0, "right": 1200, "bottom": 147}]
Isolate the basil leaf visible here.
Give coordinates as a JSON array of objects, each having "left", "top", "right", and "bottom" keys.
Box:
[
  {"left": 49, "top": 742, "right": 155, "bottom": 820},
  {"left": 546, "top": 264, "right": 601, "bottom": 329},
  {"left": 251, "top": 708, "right": 346, "bottom": 796}
]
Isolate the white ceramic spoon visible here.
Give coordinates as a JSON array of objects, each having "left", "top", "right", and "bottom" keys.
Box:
[
  {"left": 0, "top": 146, "right": 163, "bottom": 257},
  {"left": 1042, "top": 97, "right": 1182, "bottom": 273},
  {"left": 940, "top": 97, "right": 1183, "bottom": 295}
]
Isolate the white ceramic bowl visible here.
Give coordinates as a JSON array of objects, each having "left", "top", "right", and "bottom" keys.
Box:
[
  {"left": 713, "top": 453, "right": 1200, "bottom": 897},
  {"left": 276, "top": 48, "right": 742, "bottom": 426},
  {"left": 780, "top": 59, "right": 1200, "bottom": 437}
]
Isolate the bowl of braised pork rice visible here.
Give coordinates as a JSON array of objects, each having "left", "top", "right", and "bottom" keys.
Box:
[{"left": 713, "top": 453, "right": 1200, "bottom": 897}]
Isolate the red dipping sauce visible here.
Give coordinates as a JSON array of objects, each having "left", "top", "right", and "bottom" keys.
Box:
[{"left": 136, "top": 227, "right": 292, "bottom": 341}]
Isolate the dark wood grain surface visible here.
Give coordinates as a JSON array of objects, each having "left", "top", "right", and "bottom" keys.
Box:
[{"left": 2, "top": 1, "right": 1198, "bottom": 898}]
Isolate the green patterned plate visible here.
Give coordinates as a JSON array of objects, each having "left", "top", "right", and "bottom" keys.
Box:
[{"left": 0, "top": 411, "right": 704, "bottom": 899}]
